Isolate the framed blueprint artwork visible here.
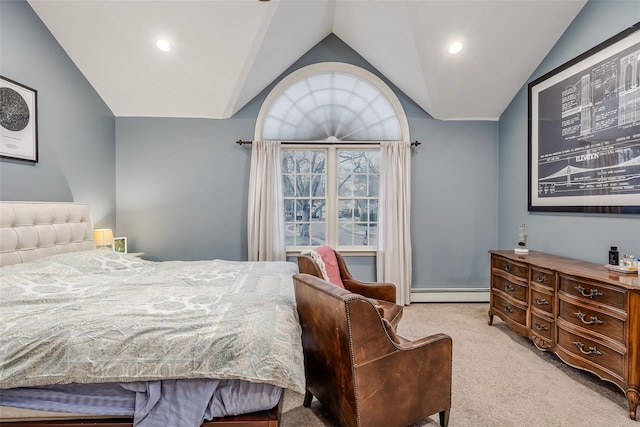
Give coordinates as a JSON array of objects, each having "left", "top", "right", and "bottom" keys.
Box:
[{"left": 528, "top": 23, "right": 640, "bottom": 214}]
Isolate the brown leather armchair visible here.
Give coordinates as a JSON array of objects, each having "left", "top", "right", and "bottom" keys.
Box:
[
  {"left": 293, "top": 273, "right": 452, "bottom": 427},
  {"left": 297, "top": 249, "right": 403, "bottom": 329}
]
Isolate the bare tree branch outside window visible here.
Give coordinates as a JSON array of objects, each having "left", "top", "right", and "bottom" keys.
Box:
[{"left": 283, "top": 148, "right": 379, "bottom": 249}]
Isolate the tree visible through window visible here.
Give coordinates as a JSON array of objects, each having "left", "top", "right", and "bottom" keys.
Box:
[
  {"left": 282, "top": 149, "right": 326, "bottom": 247},
  {"left": 282, "top": 148, "right": 379, "bottom": 250}
]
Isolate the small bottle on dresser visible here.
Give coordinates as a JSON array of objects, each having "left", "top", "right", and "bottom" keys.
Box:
[{"left": 609, "top": 246, "right": 619, "bottom": 266}]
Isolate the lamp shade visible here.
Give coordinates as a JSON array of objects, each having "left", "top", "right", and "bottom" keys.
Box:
[{"left": 94, "top": 228, "right": 114, "bottom": 247}]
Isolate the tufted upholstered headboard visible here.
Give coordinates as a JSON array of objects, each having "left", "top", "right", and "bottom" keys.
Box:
[{"left": 0, "top": 202, "right": 95, "bottom": 267}]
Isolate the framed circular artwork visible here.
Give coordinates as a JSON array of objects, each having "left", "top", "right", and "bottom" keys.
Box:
[{"left": 1, "top": 76, "right": 38, "bottom": 162}]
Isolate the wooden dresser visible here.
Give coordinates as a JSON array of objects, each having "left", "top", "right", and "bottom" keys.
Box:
[{"left": 488, "top": 250, "right": 639, "bottom": 420}]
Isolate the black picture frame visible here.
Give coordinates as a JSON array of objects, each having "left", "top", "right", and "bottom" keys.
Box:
[
  {"left": 0, "top": 75, "right": 38, "bottom": 163},
  {"left": 528, "top": 22, "right": 640, "bottom": 214}
]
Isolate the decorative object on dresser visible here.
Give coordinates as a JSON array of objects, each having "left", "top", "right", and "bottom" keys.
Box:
[
  {"left": 514, "top": 223, "right": 529, "bottom": 255},
  {"left": 488, "top": 250, "right": 639, "bottom": 421}
]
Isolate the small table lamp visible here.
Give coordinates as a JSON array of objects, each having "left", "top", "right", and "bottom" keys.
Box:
[{"left": 94, "top": 228, "right": 114, "bottom": 250}]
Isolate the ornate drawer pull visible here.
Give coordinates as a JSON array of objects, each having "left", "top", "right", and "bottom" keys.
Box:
[
  {"left": 575, "top": 311, "right": 604, "bottom": 325},
  {"left": 504, "top": 283, "right": 514, "bottom": 292},
  {"left": 502, "top": 304, "right": 513, "bottom": 313},
  {"left": 504, "top": 264, "right": 515, "bottom": 273},
  {"left": 574, "top": 285, "right": 603, "bottom": 299},
  {"left": 573, "top": 341, "right": 602, "bottom": 356},
  {"left": 534, "top": 322, "right": 548, "bottom": 331},
  {"left": 534, "top": 275, "right": 549, "bottom": 283},
  {"left": 534, "top": 296, "right": 549, "bottom": 305}
]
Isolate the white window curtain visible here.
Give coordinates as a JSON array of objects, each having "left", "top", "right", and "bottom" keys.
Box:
[
  {"left": 377, "top": 140, "right": 412, "bottom": 305},
  {"left": 247, "top": 140, "right": 286, "bottom": 261}
]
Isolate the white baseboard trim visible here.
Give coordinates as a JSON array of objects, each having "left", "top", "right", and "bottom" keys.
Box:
[{"left": 410, "top": 288, "right": 490, "bottom": 303}]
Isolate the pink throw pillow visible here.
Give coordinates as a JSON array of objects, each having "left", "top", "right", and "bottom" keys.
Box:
[{"left": 315, "top": 246, "right": 344, "bottom": 288}]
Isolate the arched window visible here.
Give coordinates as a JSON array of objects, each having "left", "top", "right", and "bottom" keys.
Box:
[
  {"left": 253, "top": 63, "right": 410, "bottom": 253},
  {"left": 256, "top": 62, "right": 409, "bottom": 142},
  {"left": 249, "top": 63, "right": 413, "bottom": 302}
]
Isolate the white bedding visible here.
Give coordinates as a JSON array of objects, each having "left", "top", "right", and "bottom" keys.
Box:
[{"left": 0, "top": 250, "right": 304, "bottom": 393}]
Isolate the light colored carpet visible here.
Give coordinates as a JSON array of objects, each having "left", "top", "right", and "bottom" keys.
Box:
[{"left": 279, "top": 303, "right": 636, "bottom": 427}]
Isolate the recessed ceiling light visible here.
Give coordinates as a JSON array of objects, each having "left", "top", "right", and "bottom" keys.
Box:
[
  {"left": 448, "top": 41, "right": 463, "bottom": 55},
  {"left": 156, "top": 39, "right": 172, "bottom": 52}
]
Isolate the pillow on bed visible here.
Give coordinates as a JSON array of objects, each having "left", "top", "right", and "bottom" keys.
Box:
[{"left": 314, "top": 246, "right": 344, "bottom": 288}]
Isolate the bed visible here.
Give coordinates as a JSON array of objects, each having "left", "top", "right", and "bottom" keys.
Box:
[{"left": 0, "top": 202, "right": 305, "bottom": 427}]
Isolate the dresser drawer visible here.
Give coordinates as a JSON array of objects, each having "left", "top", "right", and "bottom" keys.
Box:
[
  {"left": 492, "top": 293, "right": 527, "bottom": 327},
  {"left": 530, "top": 285, "right": 553, "bottom": 314},
  {"left": 492, "top": 274, "right": 527, "bottom": 303},
  {"left": 492, "top": 256, "right": 528, "bottom": 280},
  {"left": 557, "top": 299, "right": 625, "bottom": 343},
  {"left": 558, "top": 275, "right": 626, "bottom": 310},
  {"left": 557, "top": 328, "right": 624, "bottom": 378},
  {"left": 530, "top": 312, "right": 553, "bottom": 340},
  {"left": 530, "top": 267, "right": 555, "bottom": 289}
]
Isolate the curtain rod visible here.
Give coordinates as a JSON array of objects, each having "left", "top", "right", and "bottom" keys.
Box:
[{"left": 235, "top": 139, "right": 421, "bottom": 147}]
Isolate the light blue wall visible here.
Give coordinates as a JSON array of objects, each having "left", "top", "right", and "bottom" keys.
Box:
[
  {"left": 116, "top": 34, "right": 499, "bottom": 290},
  {"left": 0, "top": 0, "right": 116, "bottom": 228},
  {"left": 498, "top": 1, "right": 640, "bottom": 264},
  {"left": 116, "top": 117, "right": 253, "bottom": 262},
  {"left": 411, "top": 118, "right": 498, "bottom": 289}
]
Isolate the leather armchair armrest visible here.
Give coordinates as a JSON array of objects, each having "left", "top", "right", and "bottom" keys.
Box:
[
  {"left": 333, "top": 250, "right": 397, "bottom": 303},
  {"left": 343, "top": 278, "right": 397, "bottom": 303},
  {"left": 381, "top": 317, "right": 450, "bottom": 350},
  {"left": 394, "top": 333, "right": 452, "bottom": 351}
]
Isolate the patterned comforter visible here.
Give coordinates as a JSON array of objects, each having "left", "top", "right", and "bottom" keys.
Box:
[{"left": 0, "top": 251, "right": 305, "bottom": 394}]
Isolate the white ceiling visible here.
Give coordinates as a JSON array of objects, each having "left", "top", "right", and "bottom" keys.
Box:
[{"left": 27, "top": 0, "right": 586, "bottom": 121}]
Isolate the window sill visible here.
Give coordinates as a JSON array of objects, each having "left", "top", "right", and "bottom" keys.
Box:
[{"left": 287, "top": 248, "right": 377, "bottom": 257}]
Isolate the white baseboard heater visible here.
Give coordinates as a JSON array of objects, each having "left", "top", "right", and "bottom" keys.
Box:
[{"left": 410, "top": 288, "right": 490, "bottom": 303}]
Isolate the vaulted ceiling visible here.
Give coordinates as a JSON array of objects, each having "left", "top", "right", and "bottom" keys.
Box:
[{"left": 27, "top": 0, "right": 586, "bottom": 121}]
